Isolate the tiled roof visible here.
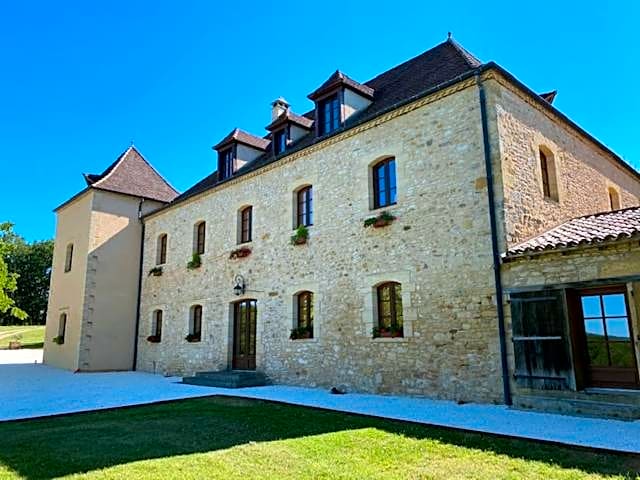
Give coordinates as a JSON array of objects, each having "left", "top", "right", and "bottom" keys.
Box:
[
  {"left": 83, "top": 146, "right": 178, "bottom": 203},
  {"left": 265, "top": 110, "right": 314, "bottom": 131},
  {"left": 506, "top": 207, "right": 640, "bottom": 256},
  {"left": 213, "top": 128, "right": 270, "bottom": 151},
  {"left": 308, "top": 70, "right": 375, "bottom": 101},
  {"left": 173, "top": 38, "right": 482, "bottom": 204}
]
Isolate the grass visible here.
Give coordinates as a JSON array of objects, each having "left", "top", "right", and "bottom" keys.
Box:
[
  {"left": 0, "top": 397, "right": 637, "bottom": 479},
  {"left": 0, "top": 325, "right": 45, "bottom": 349}
]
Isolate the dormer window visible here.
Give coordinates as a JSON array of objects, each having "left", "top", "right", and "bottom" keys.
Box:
[
  {"left": 220, "top": 147, "right": 235, "bottom": 180},
  {"left": 274, "top": 128, "right": 288, "bottom": 155},
  {"left": 308, "top": 71, "right": 373, "bottom": 138},
  {"left": 318, "top": 94, "right": 341, "bottom": 136}
]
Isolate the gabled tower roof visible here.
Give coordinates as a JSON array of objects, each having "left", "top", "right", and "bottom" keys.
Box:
[
  {"left": 83, "top": 146, "right": 178, "bottom": 203},
  {"left": 55, "top": 146, "right": 178, "bottom": 211}
]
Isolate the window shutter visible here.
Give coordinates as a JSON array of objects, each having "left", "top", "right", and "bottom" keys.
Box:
[{"left": 510, "top": 289, "right": 572, "bottom": 390}]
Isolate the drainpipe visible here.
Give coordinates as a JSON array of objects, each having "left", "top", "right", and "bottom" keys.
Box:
[
  {"left": 132, "top": 198, "right": 145, "bottom": 371},
  {"left": 476, "top": 73, "right": 512, "bottom": 406}
]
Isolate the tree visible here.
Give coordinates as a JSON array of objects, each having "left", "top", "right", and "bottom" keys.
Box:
[
  {"left": 0, "top": 223, "right": 27, "bottom": 323},
  {"left": 0, "top": 223, "right": 54, "bottom": 325}
]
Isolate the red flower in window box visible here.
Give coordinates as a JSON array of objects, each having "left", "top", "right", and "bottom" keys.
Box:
[
  {"left": 146, "top": 335, "right": 161, "bottom": 343},
  {"left": 372, "top": 326, "right": 403, "bottom": 338},
  {"left": 229, "top": 247, "right": 252, "bottom": 259}
]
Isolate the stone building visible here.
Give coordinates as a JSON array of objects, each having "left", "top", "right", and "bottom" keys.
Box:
[{"left": 45, "top": 37, "right": 640, "bottom": 416}]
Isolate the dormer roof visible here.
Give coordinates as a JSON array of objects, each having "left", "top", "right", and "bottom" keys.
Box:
[
  {"left": 307, "top": 70, "right": 375, "bottom": 101},
  {"left": 213, "top": 128, "right": 270, "bottom": 151},
  {"left": 265, "top": 110, "right": 314, "bottom": 132},
  {"left": 82, "top": 146, "right": 178, "bottom": 203}
]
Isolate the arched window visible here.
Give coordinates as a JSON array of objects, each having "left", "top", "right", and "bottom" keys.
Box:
[
  {"left": 293, "top": 291, "right": 314, "bottom": 339},
  {"left": 189, "top": 305, "right": 202, "bottom": 342},
  {"left": 608, "top": 187, "right": 621, "bottom": 211},
  {"left": 152, "top": 310, "right": 163, "bottom": 340},
  {"left": 194, "top": 222, "right": 206, "bottom": 255},
  {"left": 376, "top": 282, "right": 403, "bottom": 337},
  {"left": 539, "top": 147, "right": 558, "bottom": 201},
  {"left": 57, "top": 313, "right": 67, "bottom": 344},
  {"left": 372, "top": 157, "right": 397, "bottom": 209},
  {"left": 239, "top": 206, "right": 253, "bottom": 244},
  {"left": 64, "top": 244, "right": 74, "bottom": 272},
  {"left": 157, "top": 234, "right": 167, "bottom": 265},
  {"left": 296, "top": 186, "right": 313, "bottom": 227}
]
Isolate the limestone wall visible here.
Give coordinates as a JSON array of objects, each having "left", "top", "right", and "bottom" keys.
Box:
[
  {"left": 138, "top": 83, "right": 504, "bottom": 403},
  {"left": 485, "top": 77, "right": 640, "bottom": 247}
]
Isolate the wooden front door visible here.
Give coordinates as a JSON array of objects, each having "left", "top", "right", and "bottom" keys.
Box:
[
  {"left": 575, "top": 287, "right": 639, "bottom": 389},
  {"left": 232, "top": 299, "right": 257, "bottom": 370}
]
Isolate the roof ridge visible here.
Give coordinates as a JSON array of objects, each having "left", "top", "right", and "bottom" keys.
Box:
[
  {"left": 445, "top": 37, "right": 482, "bottom": 68},
  {"left": 91, "top": 145, "right": 134, "bottom": 188},
  {"left": 126, "top": 145, "right": 180, "bottom": 195}
]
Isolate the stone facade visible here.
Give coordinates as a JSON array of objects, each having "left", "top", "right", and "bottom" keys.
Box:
[
  {"left": 138, "top": 80, "right": 505, "bottom": 403},
  {"left": 136, "top": 69, "right": 639, "bottom": 403}
]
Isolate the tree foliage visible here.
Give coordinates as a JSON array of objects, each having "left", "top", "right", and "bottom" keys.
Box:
[{"left": 0, "top": 223, "right": 53, "bottom": 325}]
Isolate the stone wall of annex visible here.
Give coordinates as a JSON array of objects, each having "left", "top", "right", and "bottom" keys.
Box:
[
  {"left": 502, "top": 242, "right": 640, "bottom": 403},
  {"left": 484, "top": 77, "right": 640, "bottom": 248},
  {"left": 137, "top": 82, "right": 505, "bottom": 403}
]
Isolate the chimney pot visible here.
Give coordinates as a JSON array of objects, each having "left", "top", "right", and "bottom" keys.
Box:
[{"left": 271, "top": 97, "right": 290, "bottom": 121}]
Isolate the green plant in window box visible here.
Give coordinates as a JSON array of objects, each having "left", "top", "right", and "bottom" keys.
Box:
[
  {"left": 364, "top": 211, "right": 396, "bottom": 228},
  {"left": 148, "top": 266, "right": 163, "bottom": 277},
  {"left": 289, "top": 326, "right": 313, "bottom": 340},
  {"left": 372, "top": 325, "right": 403, "bottom": 338},
  {"left": 187, "top": 253, "right": 202, "bottom": 269},
  {"left": 185, "top": 334, "right": 201, "bottom": 343},
  {"left": 146, "top": 335, "right": 161, "bottom": 343},
  {"left": 290, "top": 225, "right": 309, "bottom": 245},
  {"left": 52, "top": 336, "right": 65, "bottom": 345}
]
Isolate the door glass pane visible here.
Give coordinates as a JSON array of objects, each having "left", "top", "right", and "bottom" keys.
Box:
[
  {"left": 581, "top": 296, "right": 602, "bottom": 318},
  {"left": 609, "top": 342, "right": 635, "bottom": 368},
  {"left": 606, "top": 317, "right": 631, "bottom": 339},
  {"left": 603, "top": 294, "right": 626, "bottom": 317},
  {"left": 587, "top": 340, "right": 610, "bottom": 366},
  {"left": 584, "top": 318, "right": 605, "bottom": 337}
]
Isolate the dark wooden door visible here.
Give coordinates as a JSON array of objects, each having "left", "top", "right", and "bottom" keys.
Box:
[
  {"left": 576, "top": 287, "right": 639, "bottom": 389},
  {"left": 232, "top": 299, "right": 257, "bottom": 370}
]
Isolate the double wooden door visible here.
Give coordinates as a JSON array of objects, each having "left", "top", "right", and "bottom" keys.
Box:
[{"left": 232, "top": 299, "right": 257, "bottom": 370}]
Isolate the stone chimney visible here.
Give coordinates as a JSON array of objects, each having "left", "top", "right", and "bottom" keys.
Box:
[{"left": 271, "top": 97, "right": 290, "bottom": 121}]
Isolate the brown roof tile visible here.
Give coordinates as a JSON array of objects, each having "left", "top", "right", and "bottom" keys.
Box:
[
  {"left": 506, "top": 207, "right": 640, "bottom": 256},
  {"left": 83, "top": 146, "right": 178, "bottom": 203},
  {"left": 213, "top": 128, "right": 270, "bottom": 151},
  {"left": 174, "top": 38, "right": 483, "bottom": 204}
]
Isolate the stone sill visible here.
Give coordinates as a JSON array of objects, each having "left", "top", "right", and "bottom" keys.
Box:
[
  {"left": 370, "top": 337, "right": 408, "bottom": 343},
  {"left": 290, "top": 338, "right": 318, "bottom": 344}
]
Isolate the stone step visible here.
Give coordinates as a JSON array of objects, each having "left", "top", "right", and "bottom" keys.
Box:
[
  {"left": 182, "top": 370, "right": 269, "bottom": 388},
  {"left": 514, "top": 394, "right": 640, "bottom": 420}
]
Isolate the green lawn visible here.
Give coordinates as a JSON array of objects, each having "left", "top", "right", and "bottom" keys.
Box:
[
  {"left": 0, "top": 325, "right": 45, "bottom": 349},
  {"left": 0, "top": 397, "right": 637, "bottom": 479}
]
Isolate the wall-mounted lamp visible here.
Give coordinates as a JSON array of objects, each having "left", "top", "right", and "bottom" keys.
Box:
[{"left": 233, "top": 274, "right": 246, "bottom": 296}]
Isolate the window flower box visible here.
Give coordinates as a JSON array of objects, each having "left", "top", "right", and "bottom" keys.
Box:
[
  {"left": 290, "top": 225, "right": 309, "bottom": 246},
  {"left": 187, "top": 253, "right": 202, "bottom": 270},
  {"left": 185, "top": 334, "right": 201, "bottom": 343},
  {"left": 52, "top": 336, "right": 65, "bottom": 345},
  {"left": 148, "top": 266, "right": 163, "bottom": 277},
  {"left": 364, "top": 211, "right": 396, "bottom": 229},
  {"left": 146, "top": 335, "right": 161, "bottom": 343},
  {"left": 290, "top": 326, "right": 313, "bottom": 340},
  {"left": 372, "top": 326, "right": 403, "bottom": 338},
  {"left": 229, "top": 247, "right": 252, "bottom": 259}
]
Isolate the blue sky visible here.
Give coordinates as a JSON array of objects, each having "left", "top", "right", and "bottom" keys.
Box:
[{"left": 1, "top": 1, "right": 639, "bottom": 241}]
